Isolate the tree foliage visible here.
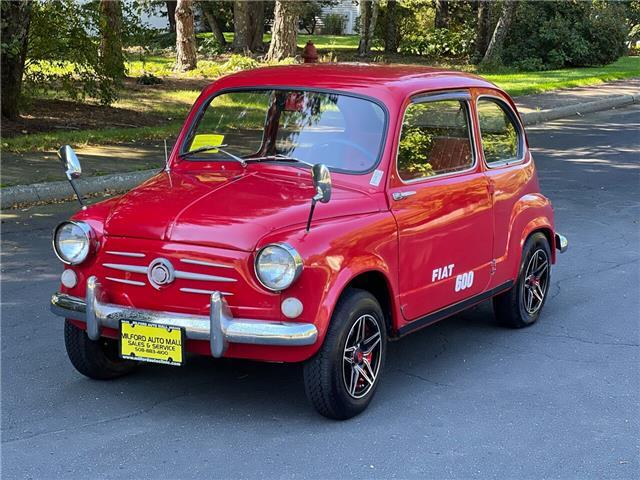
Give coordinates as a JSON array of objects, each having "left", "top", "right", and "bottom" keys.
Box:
[
  {"left": 25, "top": 0, "right": 151, "bottom": 106},
  {"left": 502, "top": 0, "right": 629, "bottom": 70}
]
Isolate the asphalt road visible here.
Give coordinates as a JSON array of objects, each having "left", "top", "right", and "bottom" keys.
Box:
[{"left": 2, "top": 105, "right": 639, "bottom": 479}]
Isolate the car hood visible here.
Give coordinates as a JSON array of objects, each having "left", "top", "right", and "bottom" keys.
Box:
[{"left": 104, "top": 169, "right": 380, "bottom": 251}]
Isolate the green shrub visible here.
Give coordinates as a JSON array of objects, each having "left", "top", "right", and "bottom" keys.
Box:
[
  {"left": 323, "top": 13, "right": 346, "bottom": 35},
  {"left": 400, "top": 27, "right": 475, "bottom": 59},
  {"left": 502, "top": 1, "right": 628, "bottom": 70},
  {"left": 197, "top": 36, "right": 224, "bottom": 57}
]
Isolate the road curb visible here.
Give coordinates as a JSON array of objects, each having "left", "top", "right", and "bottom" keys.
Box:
[
  {"left": 2, "top": 93, "right": 638, "bottom": 209},
  {"left": 519, "top": 93, "right": 639, "bottom": 125},
  {"left": 1, "top": 169, "right": 158, "bottom": 209}
]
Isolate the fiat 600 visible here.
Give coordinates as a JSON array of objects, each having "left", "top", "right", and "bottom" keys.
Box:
[{"left": 50, "top": 64, "right": 567, "bottom": 419}]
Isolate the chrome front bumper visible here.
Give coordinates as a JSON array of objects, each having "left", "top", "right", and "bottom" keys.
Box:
[
  {"left": 50, "top": 276, "right": 318, "bottom": 358},
  {"left": 555, "top": 233, "right": 569, "bottom": 253}
]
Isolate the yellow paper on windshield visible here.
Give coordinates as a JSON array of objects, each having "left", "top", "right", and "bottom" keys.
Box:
[{"left": 189, "top": 134, "right": 225, "bottom": 152}]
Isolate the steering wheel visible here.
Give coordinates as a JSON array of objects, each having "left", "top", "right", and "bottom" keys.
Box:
[{"left": 317, "top": 139, "right": 377, "bottom": 164}]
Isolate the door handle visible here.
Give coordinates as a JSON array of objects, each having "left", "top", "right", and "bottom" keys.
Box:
[{"left": 392, "top": 191, "right": 416, "bottom": 201}]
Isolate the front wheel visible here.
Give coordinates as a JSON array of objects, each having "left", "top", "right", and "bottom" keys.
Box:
[
  {"left": 494, "top": 232, "right": 551, "bottom": 328},
  {"left": 64, "top": 320, "right": 137, "bottom": 380},
  {"left": 303, "top": 289, "right": 387, "bottom": 420}
]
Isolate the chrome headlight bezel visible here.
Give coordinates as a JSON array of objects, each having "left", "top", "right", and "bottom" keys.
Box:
[
  {"left": 254, "top": 243, "right": 303, "bottom": 292},
  {"left": 52, "top": 221, "right": 93, "bottom": 265}
]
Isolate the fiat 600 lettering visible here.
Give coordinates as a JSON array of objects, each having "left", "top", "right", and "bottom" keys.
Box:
[{"left": 50, "top": 64, "right": 567, "bottom": 419}]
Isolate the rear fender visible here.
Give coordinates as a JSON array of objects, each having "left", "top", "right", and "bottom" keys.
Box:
[{"left": 505, "top": 193, "right": 555, "bottom": 280}]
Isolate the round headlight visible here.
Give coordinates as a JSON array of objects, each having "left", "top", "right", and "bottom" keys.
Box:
[
  {"left": 53, "top": 221, "right": 92, "bottom": 265},
  {"left": 255, "top": 243, "right": 303, "bottom": 291}
]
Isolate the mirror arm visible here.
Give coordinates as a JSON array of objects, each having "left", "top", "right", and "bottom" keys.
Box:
[
  {"left": 67, "top": 177, "right": 86, "bottom": 210},
  {"left": 306, "top": 198, "right": 317, "bottom": 233}
]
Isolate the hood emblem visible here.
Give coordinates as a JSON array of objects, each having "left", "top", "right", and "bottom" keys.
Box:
[{"left": 148, "top": 258, "right": 175, "bottom": 289}]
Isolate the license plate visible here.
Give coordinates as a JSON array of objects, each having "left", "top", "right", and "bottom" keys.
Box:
[{"left": 120, "top": 320, "right": 184, "bottom": 366}]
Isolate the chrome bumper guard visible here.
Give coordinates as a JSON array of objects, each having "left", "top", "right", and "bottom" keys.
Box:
[
  {"left": 50, "top": 276, "right": 318, "bottom": 358},
  {"left": 555, "top": 233, "right": 569, "bottom": 253}
]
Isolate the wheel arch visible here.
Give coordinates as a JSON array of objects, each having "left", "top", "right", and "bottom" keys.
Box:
[{"left": 340, "top": 270, "right": 397, "bottom": 338}]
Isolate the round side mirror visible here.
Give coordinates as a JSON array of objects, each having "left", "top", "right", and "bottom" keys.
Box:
[
  {"left": 312, "top": 163, "right": 331, "bottom": 204},
  {"left": 58, "top": 145, "right": 82, "bottom": 180}
]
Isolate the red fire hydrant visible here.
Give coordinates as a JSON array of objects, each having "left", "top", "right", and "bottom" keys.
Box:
[{"left": 303, "top": 41, "right": 319, "bottom": 63}]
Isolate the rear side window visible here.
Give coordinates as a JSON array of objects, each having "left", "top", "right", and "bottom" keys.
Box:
[
  {"left": 397, "top": 99, "right": 473, "bottom": 182},
  {"left": 477, "top": 98, "right": 521, "bottom": 165}
]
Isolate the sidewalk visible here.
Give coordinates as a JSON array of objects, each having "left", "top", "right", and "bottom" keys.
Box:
[{"left": 2, "top": 78, "right": 639, "bottom": 208}]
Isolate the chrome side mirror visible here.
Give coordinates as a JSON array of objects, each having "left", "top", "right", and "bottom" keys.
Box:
[
  {"left": 311, "top": 163, "right": 331, "bottom": 204},
  {"left": 58, "top": 145, "right": 82, "bottom": 180},
  {"left": 57, "top": 145, "right": 85, "bottom": 209},
  {"left": 306, "top": 164, "right": 332, "bottom": 232}
]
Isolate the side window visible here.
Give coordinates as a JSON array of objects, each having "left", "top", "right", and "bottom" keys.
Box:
[
  {"left": 477, "top": 98, "right": 521, "bottom": 165},
  {"left": 397, "top": 99, "right": 473, "bottom": 182}
]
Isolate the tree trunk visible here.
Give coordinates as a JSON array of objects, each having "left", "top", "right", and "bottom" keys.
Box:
[
  {"left": 481, "top": 0, "right": 516, "bottom": 66},
  {"left": 175, "top": 0, "right": 197, "bottom": 71},
  {"left": 475, "top": 0, "right": 491, "bottom": 58},
  {"left": 99, "top": 0, "right": 125, "bottom": 79},
  {"left": 266, "top": 0, "right": 300, "bottom": 61},
  {"left": 232, "top": 0, "right": 250, "bottom": 52},
  {"left": 202, "top": 8, "right": 227, "bottom": 46},
  {"left": 167, "top": 1, "right": 177, "bottom": 32},
  {"left": 384, "top": 0, "right": 398, "bottom": 54},
  {"left": 434, "top": 0, "right": 449, "bottom": 29},
  {"left": 1, "top": 0, "right": 31, "bottom": 120},
  {"left": 248, "top": 1, "right": 265, "bottom": 53},
  {"left": 358, "top": 0, "right": 372, "bottom": 56}
]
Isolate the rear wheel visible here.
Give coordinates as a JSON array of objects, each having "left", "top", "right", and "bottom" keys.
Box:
[
  {"left": 303, "top": 289, "right": 387, "bottom": 420},
  {"left": 494, "top": 232, "right": 551, "bottom": 328},
  {"left": 64, "top": 320, "right": 136, "bottom": 380}
]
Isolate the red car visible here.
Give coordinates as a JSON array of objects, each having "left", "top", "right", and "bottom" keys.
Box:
[{"left": 51, "top": 64, "right": 567, "bottom": 419}]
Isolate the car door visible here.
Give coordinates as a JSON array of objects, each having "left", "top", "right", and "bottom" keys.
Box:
[
  {"left": 475, "top": 94, "right": 531, "bottom": 286},
  {"left": 388, "top": 91, "right": 494, "bottom": 323}
]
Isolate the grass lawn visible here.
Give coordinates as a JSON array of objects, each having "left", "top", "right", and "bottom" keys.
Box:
[
  {"left": 2, "top": 41, "right": 638, "bottom": 154},
  {"left": 218, "top": 32, "right": 361, "bottom": 51}
]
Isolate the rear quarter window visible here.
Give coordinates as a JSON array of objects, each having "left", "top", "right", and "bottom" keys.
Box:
[{"left": 477, "top": 98, "right": 522, "bottom": 165}]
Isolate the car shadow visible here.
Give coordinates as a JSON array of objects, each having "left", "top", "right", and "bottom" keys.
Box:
[{"left": 74, "top": 301, "right": 506, "bottom": 424}]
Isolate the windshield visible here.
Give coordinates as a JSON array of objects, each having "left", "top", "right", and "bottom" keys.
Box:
[{"left": 181, "top": 89, "right": 386, "bottom": 173}]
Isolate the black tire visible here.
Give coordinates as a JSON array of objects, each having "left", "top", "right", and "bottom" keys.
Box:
[
  {"left": 64, "top": 320, "right": 136, "bottom": 380},
  {"left": 303, "top": 289, "right": 387, "bottom": 420},
  {"left": 494, "top": 232, "right": 552, "bottom": 328}
]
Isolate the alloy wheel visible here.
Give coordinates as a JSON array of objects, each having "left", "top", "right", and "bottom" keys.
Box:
[
  {"left": 342, "top": 314, "right": 383, "bottom": 399},
  {"left": 522, "top": 248, "right": 550, "bottom": 315}
]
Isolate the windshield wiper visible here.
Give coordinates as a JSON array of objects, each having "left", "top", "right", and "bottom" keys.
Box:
[
  {"left": 246, "top": 154, "right": 313, "bottom": 167},
  {"left": 180, "top": 144, "right": 247, "bottom": 167}
]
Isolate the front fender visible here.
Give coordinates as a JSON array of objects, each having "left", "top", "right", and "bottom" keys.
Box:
[{"left": 256, "top": 210, "right": 399, "bottom": 361}]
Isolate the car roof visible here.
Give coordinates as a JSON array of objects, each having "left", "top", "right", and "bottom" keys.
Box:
[{"left": 205, "top": 63, "right": 501, "bottom": 104}]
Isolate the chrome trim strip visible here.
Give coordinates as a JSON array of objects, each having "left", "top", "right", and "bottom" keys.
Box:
[
  {"left": 174, "top": 270, "right": 236, "bottom": 283},
  {"left": 102, "top": 263, "right": 148, "bottom": 274},
  {"left": 180, "top": 259, "right": 234, "bottom": 269},
  {"left": 180, "top": 287, "right": 233, "bottom": 296},
  {"left": 106, "top": 251, "right": 145, "bottom": 258},
  {"left": 106, "top": 276, "right": 146, "bottom": 286},
  {"left": 50, "top": 278, "right": 318, "bottom": 358}
]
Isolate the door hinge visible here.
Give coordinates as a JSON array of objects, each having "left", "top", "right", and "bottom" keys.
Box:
[{"left": 490, "top": 259, "right": 497, "bottom": 275}]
